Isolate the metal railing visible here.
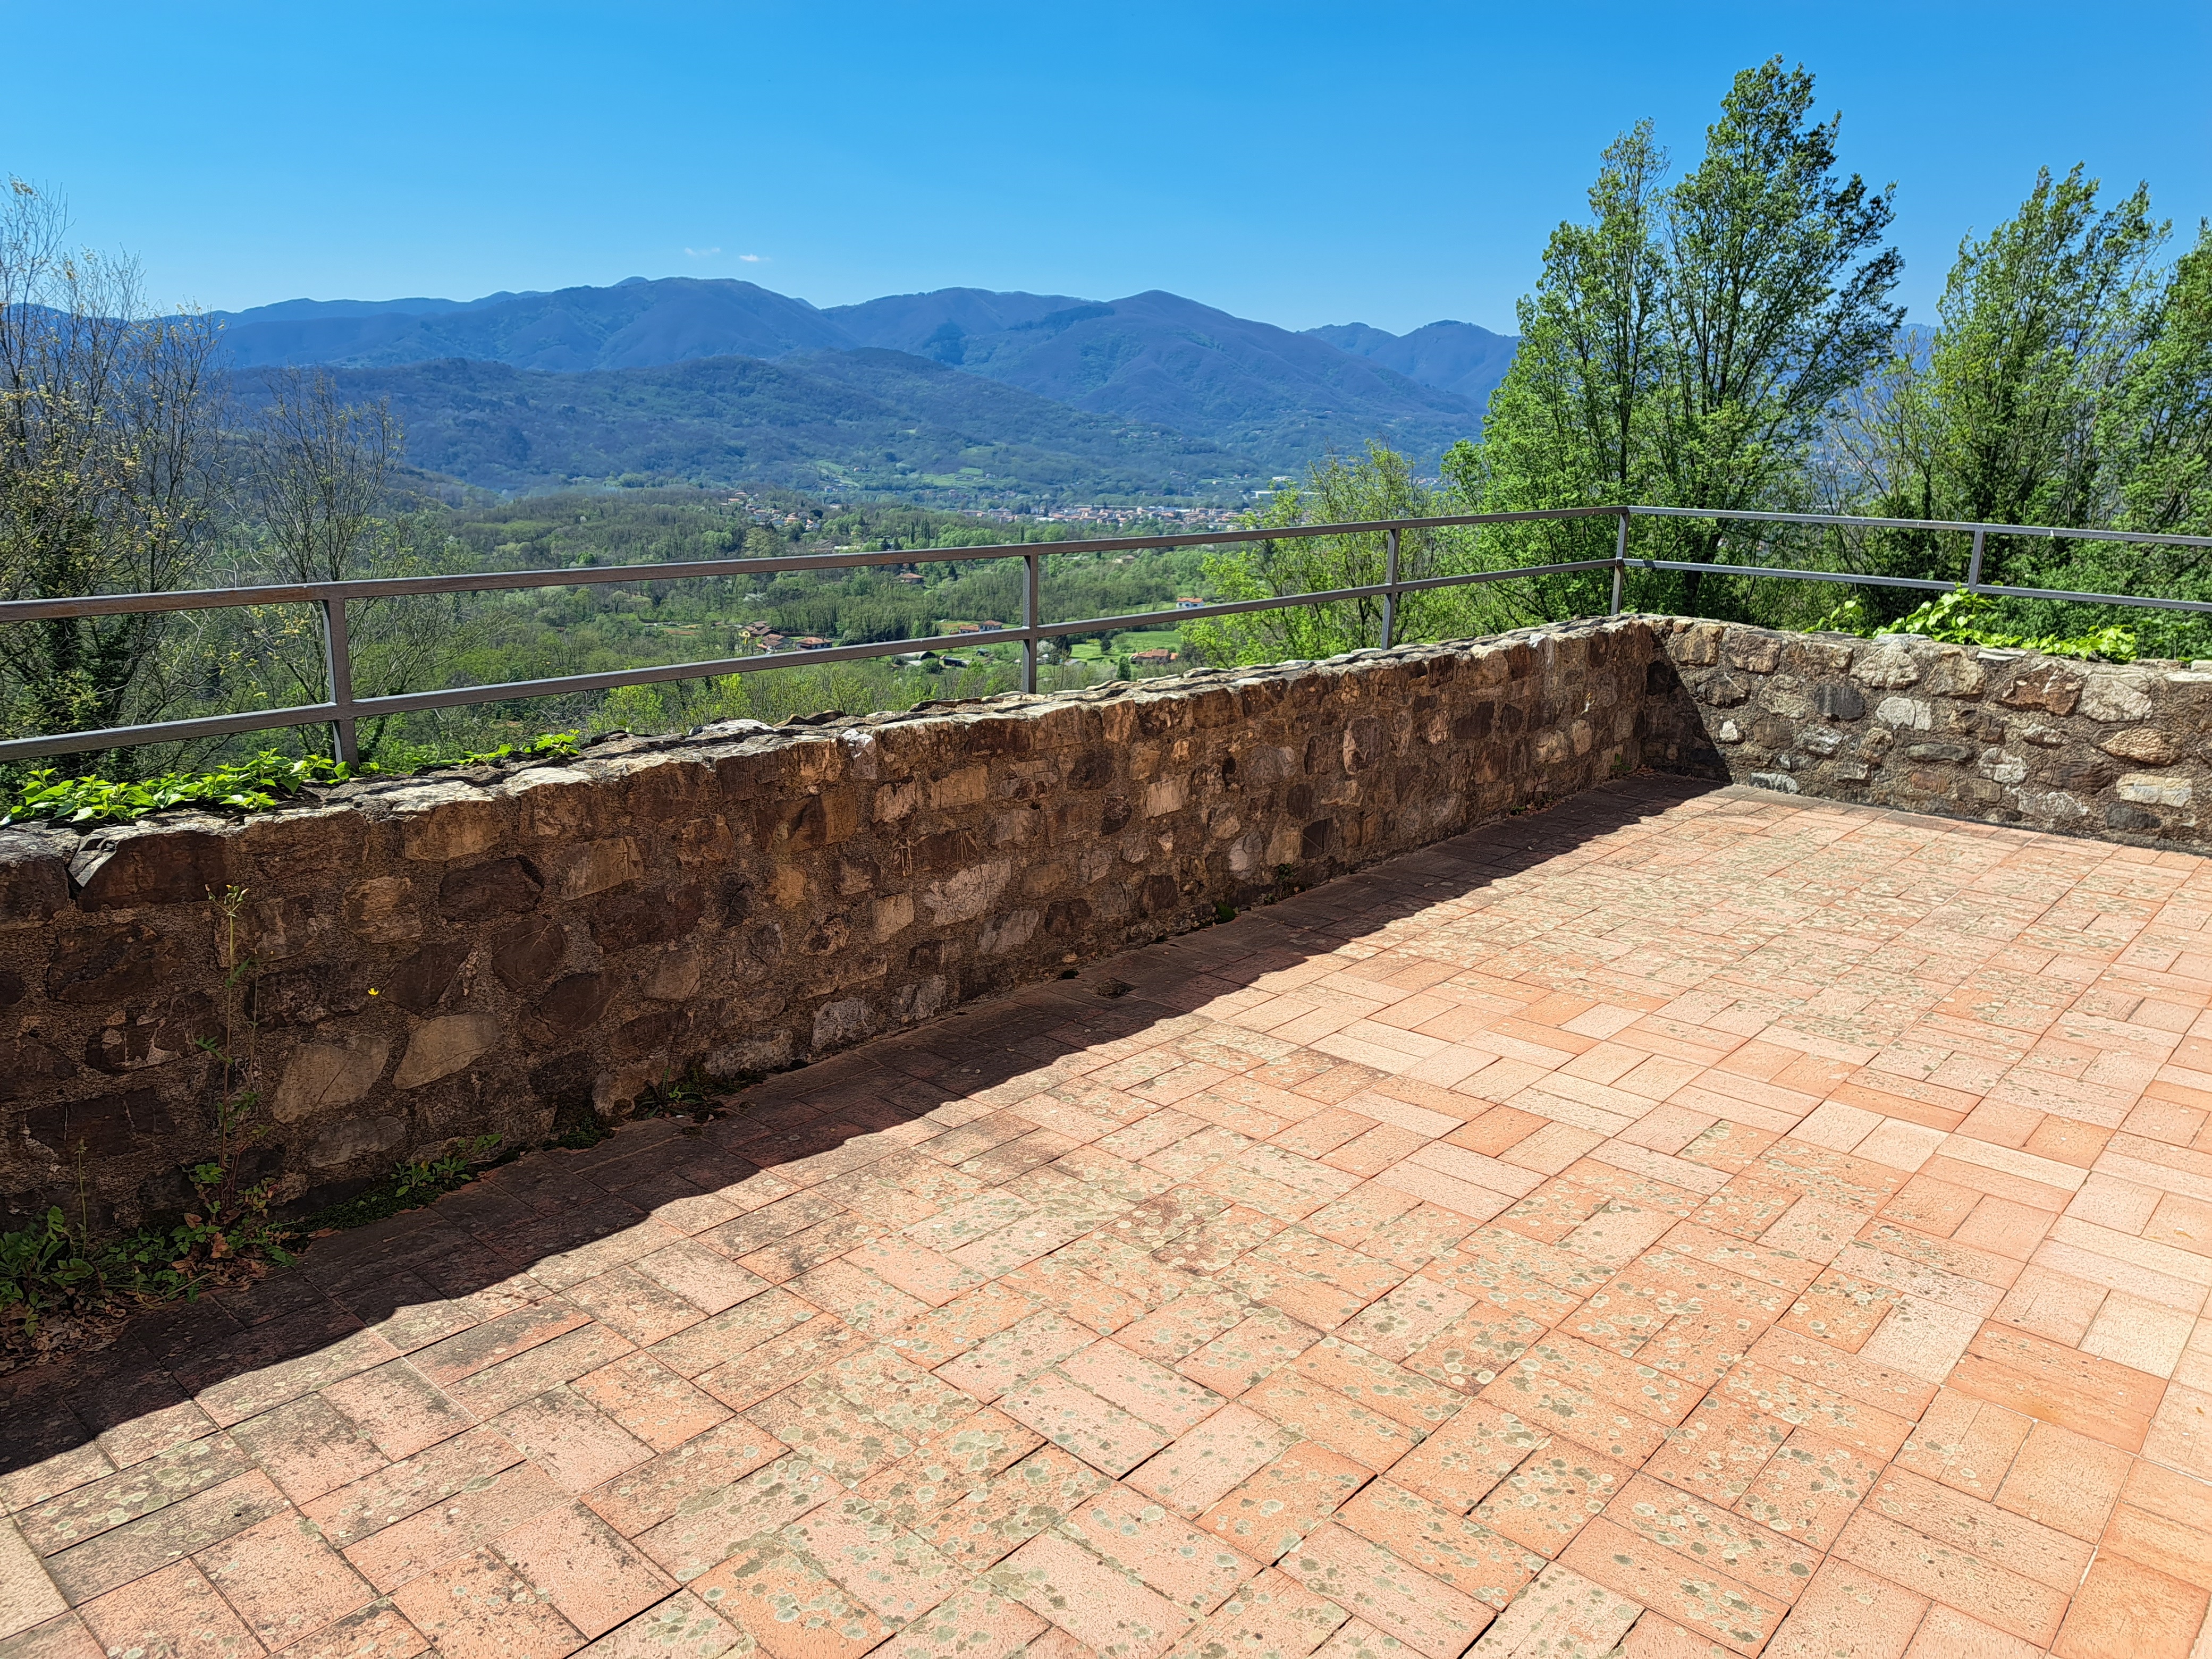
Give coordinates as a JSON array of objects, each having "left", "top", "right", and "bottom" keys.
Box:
[{"left": 2, "top": 503, "right": 2209, "bottom": 766}]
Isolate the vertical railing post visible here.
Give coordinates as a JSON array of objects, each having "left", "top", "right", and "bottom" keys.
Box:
[
  {"left": 1965, "top": 526, "right": 1987, "bottom": 595},
  {"left": 1610, "top": 509, "right": 1628, "bottom": 614},
  {"left": 320, "top": 597, "right": 359, "bottom": 766},
  {"left": 1380, "top": 528, "right": 1400, "bottom": 649},
  {"left": 1021, "top": 552, "right": 1040, "bottom": 693}
]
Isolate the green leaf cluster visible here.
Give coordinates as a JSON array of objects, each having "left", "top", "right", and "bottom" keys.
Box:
[
  {"left": 1810, "top": 587, "right": 2137, "bottom": 661},
  {"left": 1, "top": 750, "right": 353, "bottom": 827}
]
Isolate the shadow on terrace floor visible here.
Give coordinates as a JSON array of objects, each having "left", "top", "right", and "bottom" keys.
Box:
[{"left": 0, "top": 772, "right": 1720, "bottom": 1475}]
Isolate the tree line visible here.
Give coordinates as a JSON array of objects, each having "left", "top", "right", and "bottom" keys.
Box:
[{"left": 1197, "top": 60, "right": 2211, "bottom": 665}]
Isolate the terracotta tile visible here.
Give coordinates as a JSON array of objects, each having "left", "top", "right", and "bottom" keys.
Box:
[
  {"left": 1196, "top": 1444, "right": 1373, "bottom": 1564},
  {"left": 1862, "top": 1465, "right": 2093, "bottom": 1593},
  {"left": 570, "top": 1592, "right": 741, "bottom": 1659},
  {"left": 77, "top": 1561, "right": 262, "bottom": 1659},
  {"left": 1776, "top": 1268, "right": 1903, "bottom": 1352},
  {"left": 1759, "top": 1556, "right": 1927, "bottom": 1658},
  {"left": 267, "top": 1600, "right": 428, "bottom": 1659},
  {"left": 1604, "top": 1472, "right": 1822, "bottom": 1611},
  {"left": 1470, "top": 1442, "right": 1628, "bottom": 1560},
  {"left": 1382, "top": 1401, "right": 1547, "bottom": 1518},
  {"left": 1124, "top": 1406, "right": 1297, "bottom": 1519},
  {"left": 1990, "top": 1420, "right": 2132, "bottom": 1540},
  {"left": 2142, "top": 1382, "right": 2212, "bottom": 1479},
  {"left": 1946, "top": 1323, "right": 2166, "bottom": 1451},
  {"left": 231, "top": 1396, "right": 389, "bottom": 1506},
  {"left": 1238, "top": 1375, "right": 1423, "bottom": 1476},
  {"left": 995, "top": 1529, "right": 1193, "bottom": 1659},
  {"left": 1641, "top": 1397, "right": 1790, "bottom": 1510},
  {"left": 1830, "top": 1509, "right": 2067, "bottom": 1647},
  {"left": 631, "top": 1454, "right": 834, "bottom": 1584},
  {"left": 872, "top": 1580, "right": 1044, "bottom": 1659},
  {"left": 688, "top": 1537, "right": 892, "bottom": 1659},
  {"left": 2050, "top": 1555, "right": 2208, "bottom": 1659},
  {"left": 386, "top": 1547, "right": 584, "bottom": 1659},
  {"left": 2100, "top": 1498, "right": 2212, "bottom": 1595},
  {"left": 1276, "top": 1523, "right": 1494, "bottom": 1659},
  {"left": 1280, "top": 1343, "right": 1462, "bottom": 1435},
  {"left": 1157, "top": 1568, "right": 1346, "bottom": 1659},
  {"left": 1115, "top": 1293, "right": 1252, "bottom": 1367},
  {"left": 1992, "top": 1266, "right": 2108, "bottom": 1345},
  {"left": 493, "top": 1502, "right": 674, "bottom": 1639},
  {"left": 494, "top": 1389, "right": 655, "bottom": 1495},
  {"left": 1713, "top": 1362, "right": 1915, "bottom": 1462},
  {"left": 782, "top": 1493, "right": 963, "bottom": 1627},
  {"left": 1558, "top": 1514, "right": 1787, "bottom": 1654},
  {"left": 580, "top": 1418, "right": 788, "bottom": 1539},
  {"left": 1179, "top": 1315, "right": 1321, "bottom": 1400},
  {"left": 1902, "top": 1604, "right": 2045, "bottom": 1658},
  {"left": 196, "top": 1509, "right": 375, "bottom": 1648},
  {"left": 1064, "top": 1483, "right": 1257, "bottom": 1616},
  {"left": 1061, "top": 1346, "right": 1229, "bottom": 1438},
  {"left": 562, "top": 1268, "right": 708, "bottom": 1348},
  {"left": 1731, "top": 1428, "right": 1879, "bottom": 1551},
  {"left": 1880, "top": 1175, "right": 1982, "bottom": 1238},
  {"left": 914, "top": 1445, "right": 1108, "bottom": 1572},
  {"left": 44, "top": 1468, "right": 292, "bottom": 1606},
  {"left": 18, "top": 1435, "right": 254, "bottom": 1557}
]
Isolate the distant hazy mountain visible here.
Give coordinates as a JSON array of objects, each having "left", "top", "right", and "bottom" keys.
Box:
[
  {"left": 828, "top": 286, "right": 1482, "bottom": 469},
  {"left": 217, "top": 278, "right": 850, "bottom": 371},
  {"left": 1305, "top": 319, "right": 1518, "bottom": 408},
  {"left": 219, "top": 278, "right": 1490, "bottom": 471},
  {"left": 265, "top": 349, "right": 1261, "bottom": 500},
  {"left": 216, "top": 292, "right": 543, "bottom": 324},
  {"left": 825, "top": 287, "right": 1095, "bottom": 358}
]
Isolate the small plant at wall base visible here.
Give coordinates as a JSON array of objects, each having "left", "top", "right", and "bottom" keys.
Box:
[
  {"left": 302, "top": 1136, "right": 504, "bottom": 1233},
  {"left": 176, "top": 888, "right": 296, "bottom": 1272}
]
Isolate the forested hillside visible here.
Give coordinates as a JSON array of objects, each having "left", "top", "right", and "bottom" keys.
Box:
[{"left": 267, "top": 351, "right": 1261, "bottom": 504}]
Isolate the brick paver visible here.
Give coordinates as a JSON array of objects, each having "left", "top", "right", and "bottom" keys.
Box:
[{"left": 7, "top": 777, "right": 2212, "bottom": 1659}]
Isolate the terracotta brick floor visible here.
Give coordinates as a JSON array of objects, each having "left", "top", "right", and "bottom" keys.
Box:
[{"left": 7, "top": 776, "right": 2212, "bottom": 1659}]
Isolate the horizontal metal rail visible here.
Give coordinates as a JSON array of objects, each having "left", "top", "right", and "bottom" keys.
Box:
[{"left": 2, "top": 503, "right": 2208, "bottom": 766}]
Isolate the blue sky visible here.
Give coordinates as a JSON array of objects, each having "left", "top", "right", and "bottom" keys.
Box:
[{"left": 6, "top": 2, "right": 2207, "bottom": 334}]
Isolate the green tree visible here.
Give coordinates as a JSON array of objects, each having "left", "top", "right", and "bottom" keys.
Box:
[
  {"left": 0, "top": 179, "right": 226, "bottom": 757},
  {"left": 1188, "top": 444, "right": 1507, "bottom": 666},
  {"left": 1829, "top": 170, "right": 2211, "bottom": 640},
  {"left": 1843, "top": 166, "right": 2165, "bottom": 537},
  {"left": 2101, "top": 221, "right": 2212, "bottom": 536},
  {"left": 1451, "top": 58, "right": 1903, "bottom": 619}
]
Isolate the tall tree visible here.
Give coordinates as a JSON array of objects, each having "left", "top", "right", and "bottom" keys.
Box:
[
  {"left": 1844, "top": 166, "right": 2165, "bottom": 534},
  {"left": 2099, "top": 221, "right": 2212, "bottom": 536},
  {"left": 223, "top": 369, "right": 461, "bottom": 760},
  {"left": 1451, "top": 59, "right": 1903, "bottom": 617},
  {"left": 0, "top": 178, "right": 225, "bottom": 752}
]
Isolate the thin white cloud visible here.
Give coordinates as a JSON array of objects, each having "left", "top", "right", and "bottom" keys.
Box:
[
  {"left": 738, "top": 253, "right": 765, "bottom": 263},
  {"left": 684, "top": 246, "right": 721, "bottom": 258}
]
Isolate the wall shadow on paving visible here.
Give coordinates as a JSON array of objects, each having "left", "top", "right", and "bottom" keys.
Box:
[{"left": 0, "top": 772, "right": 1721, "bottom": 1476}]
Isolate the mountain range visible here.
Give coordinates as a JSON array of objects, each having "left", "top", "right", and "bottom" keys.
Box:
[
  {"left": 215, "top": 278, "right": 1517, "bottom": 497},
  {"left": 267, "top": 350, "right": 1252, "bottom": 501}
]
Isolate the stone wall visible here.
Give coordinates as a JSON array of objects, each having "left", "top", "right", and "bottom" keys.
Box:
[
  {"left": 1650, "top": 619, "right": 2212, "bottom": 845},
  {"left": 0, "top": 619, "right": 1667, "bottom": 1228}
]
